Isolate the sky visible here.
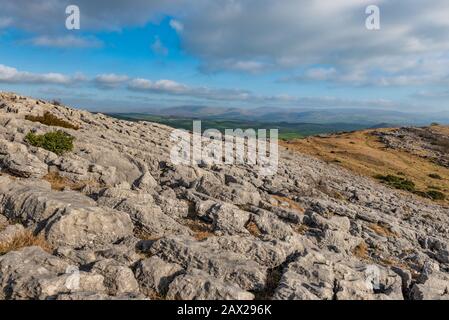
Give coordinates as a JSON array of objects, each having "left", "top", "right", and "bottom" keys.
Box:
[{"left": 0, "top": 0, "right": 449, "bottom": 113}]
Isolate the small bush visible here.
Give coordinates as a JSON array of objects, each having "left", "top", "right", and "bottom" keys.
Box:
[
  {"left": 375, "top": 174, "right": 416, "bottom": 192},
  {"left": 25, "top": 111, "right": 79, "bottom": 130},
  {"left": 428, "top": 173, "right": 443, "bottom": 180},
  {"left": 25, "top": 131, "right": 74, "bottom": 155},
  {"left": 425, "top": 190, "right": 445, "bottom": 201}
]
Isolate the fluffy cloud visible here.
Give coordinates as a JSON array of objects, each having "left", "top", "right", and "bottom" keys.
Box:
[
  {"left": 30, "top": 35, "right": 102, "bottom": 48},
  {"left": 179, "top": 1, "right": 449, "bottom": 67},
  {"left": 128, "top": 78, "right": 252, "bottom": 101},
  {"left": 0, "top": 17, "right": 12, "bottom": 28},
  {"left": 0, "top": 63, "right": 401, "bottom": 109},
  {"left": 151, "top": 37, "right": 169, "bottom": 55},
  {"left": 169, "top": 19, "right": 184, "bottom": 33},
  {"left": 2, "top": 0, "right": 449, "bottom": 86},
  {"left": 0, "top": 64, "right": 82, "bottom": 85},
  {"left": 0, "top": 0, "right": 184, "bottom": 32},
  {"left": 94, "top": 74, "right": 129, "bottom": 88}
]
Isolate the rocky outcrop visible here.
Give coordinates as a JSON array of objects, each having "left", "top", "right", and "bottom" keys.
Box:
[{"left": 1, "top": 92, "right": 449, "bottom": 300}]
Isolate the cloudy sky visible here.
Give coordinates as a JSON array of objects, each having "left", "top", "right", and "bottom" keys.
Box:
[{"left": 0, "top": 0, "right": 449, "bottom": 112}]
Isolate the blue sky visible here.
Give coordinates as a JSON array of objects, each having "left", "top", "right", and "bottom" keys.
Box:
[{"left": 1, "top": 0, "right": 449, "bottom": 113}]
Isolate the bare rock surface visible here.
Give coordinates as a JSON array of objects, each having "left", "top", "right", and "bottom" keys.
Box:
[{"left": 1, "top": 92, "right": 449, "bottom": 300}]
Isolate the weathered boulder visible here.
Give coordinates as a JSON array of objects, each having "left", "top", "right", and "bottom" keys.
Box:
[
  {"left": 150, "top": 235, "right": 267, "bottom": 291},
  {"left": 133, "top": 171, "right": 158, "bottom": 192},
  {"left": 134, "top": 256, "right": 184, "bottom": 296},
  {"left": 44, "top": 206, "right": 133, "bottom": 248},
  {"left": 0, "top": 224, "right": 25, "bottom": 243},
  {"left": 91, "top": 259, "right": 140, "bottom": 295},
  {"left": 208, "top": 203, "right": 250, "bottom": 235},
  {"left": 0, "top": 176, "right": 95, "bottom": 225},
  {"left": 207, "top": 235, "right": 303, "bottom": 268},
  {"left": 411, "top": 261, "right": 449, "bottom": 300},
  {"left": 97, "top": 186, "right": 192, "bottom": 237},
  {"left": 0, "top": 139, "right": 47, "bottom": 178},
  {"left": 167, "top": 269, "right": 255, "bottom": 300},
  {"left": 0, "top": 246, "right": 106, "bottom": 299},
  {"left": 273, "top": 250, "right": 403, "bottom": 300}
]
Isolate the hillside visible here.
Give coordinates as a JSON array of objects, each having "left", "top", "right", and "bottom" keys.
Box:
[
  {"left": 1, "top": 92, "right": 449, "bottom": 300},
  {"left": 281, "top": 126, "right": 449, "bottom": 205},
  {"left": 130, "top": 105, "right": 449, "bottom": 126},
  {"left": 108, "top": 112, "right": 371, "bottom": 140}
]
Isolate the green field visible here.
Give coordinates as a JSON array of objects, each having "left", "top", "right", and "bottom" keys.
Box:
[{"left": 108, "top": 113, "right": 370, "bottom": 140}]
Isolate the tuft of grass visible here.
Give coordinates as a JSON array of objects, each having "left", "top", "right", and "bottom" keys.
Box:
[
  {"left": 42, "top": 172, "right": 99, "bottom": 191},
  {"left": 271, "top": 195, "right": 305, "bottom": 213},
  {"left": 25, "top": 130, "right": 74, "bottom": 155},
  {"left": 0, "top": 220, "right": 7, "bottom": 233},
  {"left": 428, "top": 173, "right": 443, "bottom": 180},
  {"left": 368, "top": 223, "right": 397, "bottom": 238},
  {"left": 182, "top": 218, "right": 214, "bottom": 241},
  {"left": 245, "top": 220, "right": 262, "bottom": 237},
  {"left": 25, "top": 112, "right": 79, "bottom": 130},
  {"left": 374, "top": 174, "right": 416, "bottom": 192},
  {"left": 352, "top": 241, "right": 369, "bottom": 260},
  {"left": 0, "top": 229, "right": 52, "bottom": 255}
]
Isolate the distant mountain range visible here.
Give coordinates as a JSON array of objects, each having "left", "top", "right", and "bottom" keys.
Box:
[{"left": 142, "top": 106, "right": 449, "bottom": 126}]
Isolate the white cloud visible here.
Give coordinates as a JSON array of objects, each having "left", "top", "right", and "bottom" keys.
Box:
[
  {"left": 30, "top": 35, "right": 102, "bottom": 48},
  {"left": 0, "top": 64, "right": 77, "bottom": 85},
  {"left": 151, "top": 37, "right": 168, "bottom": 55},
  {"left": 127, "top": 75, "right": 396, "bottom": 108},
  {"left": 94, "top": 74, "right": 129, "bottom": 88},
  {"left": 169, "top": 19, "right": 184, "bottom": 32},
  {"left": 304, "top": 68, "right": 337, "bottom": 81},
  {"left": 0, "top": 17, "right": 12, "bottom": 28},
  {"left": 129, "top": 78, "right": 189, "bottom": 93},
  {"left": 2, "top": 0, "right": 449, "bottom": 88}
]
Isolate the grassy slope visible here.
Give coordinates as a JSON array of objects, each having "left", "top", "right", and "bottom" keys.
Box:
[
  {"left": 281, "top": 127, "right": 449, "bottom": 205},
  {"left": 108, "top": 113, "right": 369, "bottom": 140}
]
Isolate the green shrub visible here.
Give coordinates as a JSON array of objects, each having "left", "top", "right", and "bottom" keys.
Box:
[
  {"left": 428, "top": 173, "right": 443, "bottom": 180},
  {"left": 25, "top": 131, "right": 74, "bottom": 155},
  {"left": 374, "top": 174, "right": 416, "bottom": 192},
  {"left": 425, "top": 190, "right": 445, "bottom": 200},
  {"left": 25, "top": 112, "right": 79, "bottom": 130}
]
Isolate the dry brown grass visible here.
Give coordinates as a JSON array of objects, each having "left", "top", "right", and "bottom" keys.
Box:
[
  {"left": 368, "top": 223, "right": 397, "bottom": 238},
  {"left": 182, "top": 218, "right": 214, "bottom": 241},
  {"left": 293, "top": 223, "right": 309, "bottom": 235},
  {"left": 245, "top": 220, "right": 262, "bottom": 237},
  {"left": 0, "top": 229, "right": 52, "bottom": 255},
  {"left": 281, "top": 126, "right": 449, "bottom": 204},
  {"left": 134, "top": 228, "right": 161, "bottom": 242},
  {"left": 352, "top": 241, "right": 369, "bottom": 260},
  {"left": 43, "top": 172, "right": 99, "bottom": 191},
  {"left": 0, "top": 220, "right": 7, "bottom": 233},
  {"left": 25, "top": 111, "right": 79, "bottom": 130},
  {"left": 271, "top": 195, "right": 305, "bottom": 213}
]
